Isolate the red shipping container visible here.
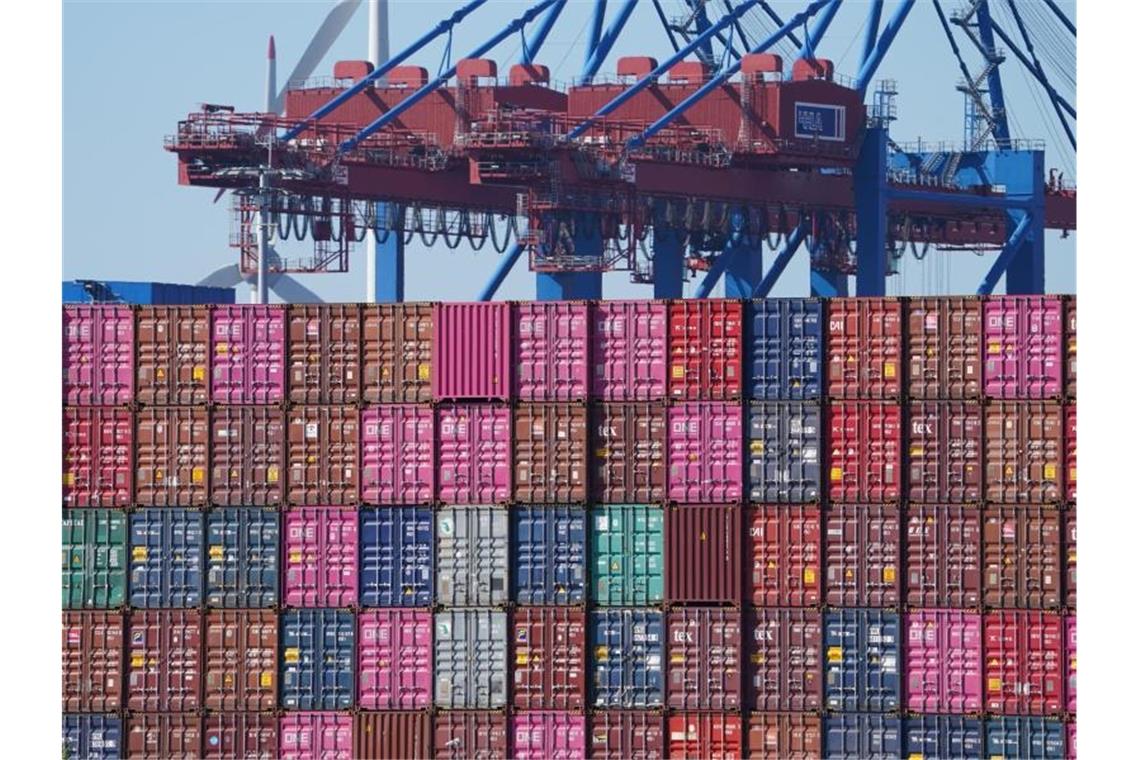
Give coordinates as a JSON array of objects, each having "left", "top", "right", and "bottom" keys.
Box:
[
  {"left": 1065, "top": 509, "right": 1076, "bottom": 609},
  {"left": 513, "top": 404, "right": 588, "bottom": 503},
  {"left": 905, "top": 505, "right": 982, "bottom": 608},
  {"left": 826, "top": 298, "right": 902, "bottom": 399},
  {"left": 63, "top": 305, "right": 134, "bottom": 406},
  {"left": 668, "top": 402, "right": 743, "bottom": 503},
  {"left": 745, "top": 714, "right": 821, "bottom": 760},
  {"left": 361, "top": 405, "right": 434, "bottom": 504},
  {"left": 136, "top": 306, "right": 210, "bottom": 406},
  {"left": 513, "top": 301, "right": 589, "bottom": 401},
  {"left": 825, "top": 504, "right": 900, "bottom": 607},
  {"left": 1064, "top": 297, "right": 1076, "bottom": 399},
  {"left": 288, "top": 304, "right": 361, "bottom": 404},
  {"left": 210, "top": 406, "right": 284, "bottom": 506},
  {"left": 906, "top": 297, "right": 983, "bottom": 400},
  {"left": 667, "top": 608, "right": 742, "bottom": 710},
  {"left": 905, "top": 610, "right": 983, "bottom": 713},
  {"left": 667, "top": 506, "right": 741, "bottom": 605},
  {"left": 667, "top": 713, "right": 743, "bottom": 760},
  {"left": 210, "top": 305, "right": 285, "bottom": 404},
  {"left": 355, "top": 711, "right": 431, "bottom": 760},
  {"left": 512, "top": 607, "right": 586, "bottom": 710},
  {"left": 127, "top": 609, "right": 202, "bottom": 712},
  {"left": 907, "top": 402, "right": 982, "bottom": 503},
  {"left": 984, "top": 506, "right": 1062, "bottom": 609},
  {"left": 1066, "top": 615, "right": 1076, "bottom": 715},
  {"left": 204, "top": 610, "right": 277, "bottom": 711},
  {"left": 437, "top": 403, "right": 511, "bottom": 504},
  {"left": 512, "top": 712, "right": 587, "bottom": 760},
  {"left": 668, "top": 300, "right": 743, "bottom": 401},
  {"left": 203, "top": 713, "right": 278, "bottom": 759},
  {"left": 1065, "top": 404, "right": 1076, "bottom": 502},
  {"left": 433, "top": 302, "right": 510, "bottom": 400},
  {"left": 62, "top": 611, "right": 124, "bottom": 712},
  {"left": 287, "top": 406, "right": 359, "bottom": 506},
  {"left": 284, "top": 508, "right": 358, "bottom": 607},
  {"left": 126, "top": 714, "right": 202, "bottom": 759},
  {"left": 746, "top": 505, "right": 820, "bottom": 607},
  {"left": 63, "top": 407, "right": 133, "bottom": 508},
  {"left": 280, "top": 713, "right": 352, "bottom": 759},
  {"left": 984, "top": 611, "right": 1064, "bottom": 715},
  {"left": 592, "top": 300, "right": 668, "bottom": 401},
  {"left": 983, "top": 296, "right": 1064, "bottom": 399},
  {"left": 744, "top": 608, "right": 822, "bottom": 711},
  {"left": 589, "top": 711, "right": 665, "bottom": 760},
  {"left": 434, "top": 711, "right": 508, "bottom": 760},
  {"left": 591, "top": 402, "right": 666, "bottom": 503},
  {"left": 984, "top": 402, "right": 1063, "bottom": 503},
  {"left": 362, "top": 303, "right": 433, "bottom": 403},
  {"left": 358, "top": 610, "right": 432, "bottom": 710},
  {"left": 827, "top": 402, "right": 901, "bottom": 503},
  {"left": 135, "top": 407, "right": 209, "bottom": 507}
]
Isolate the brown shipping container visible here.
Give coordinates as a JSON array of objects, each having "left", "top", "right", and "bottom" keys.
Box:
[
  {"left": 744, "top": 608, "right": 822, "bottom": 711},
  {"left": 511, "top": 607, "right": 586, "bottom": 710},
  {"left": 589, "top": 711, "right": 665, "bottom": 760},
  {"left": 204, "top": 610, "right": 277, "bottom": 711},
  {"left": 1066, "top": 404, "right": 1076, "bottom": 502},
  {"left": 135, "top": 407, "right": 209, "bottom": 506},
  {"left": 827, "top": 297, "right": 902, "bottom": 399},
  {"left": 906, "top": 505, "right": 982, "bottom": 608},
  {"left": 355, "top": 711, "right": 432, "bottom": 760},
  {"left": 825, "top": 504, "right": 901, "bottom": 607},
  {"left": 363, "top": 303, "right": 433, "bottom": 403},
  {"left": 287, "top": 405, "right": 359, "bottom": 505},
  {"left": 591, "top": 402, "right": 666, "bottom": 503},
  {"left": 126, "top": 714, "right": 202, "bottom": 759},
  {"left": 746, "top": 713, "right": 822, "bottom": 760},
  {"left": 136, "top": 306, "right": 210, "bottom": 406},
  {"left": 907, "top": 402, "right": 982, "bottom": 503},
  {"left": 984, "top": 506, "right": 1063, "bottom": 609},
  {"left": 513, "top": 404, "right": 588, "bottom": 503},
  {"left": 203, "top": 713, "right": 278, "bottom": 759},
  {"left": 62, "top": 611, "right": 124, "bottom": 712},
  {"left": 667, "top": 608, "right": 742, "bottom": 710},
  {"left": 906, "top": 297, "right": 983, "bottom": 399},
  {"left": 434, "top": 711, "right": 508, "bottom": 760},
  {"left": 1065, "top": 297, "right": 1076, "bottom": 399},
  {"left": 985, "top": 402, "right": 1063, "bottom": 503},
  {"left": 210, "top": 406, "right": 284, "bottom": 506},
  {"left": 288, "top": 304, "right": 361, "bottom": 404},
  {"left": 127, "top": 610, "right": 203, "bottom": 712},
  {"left": 747, "top": 505, "right": 820, "bottom": 607},
  {"left": 1066, "top": 509, "right": 1076, "bottom": 609},
  {"left": 667, "top": 506, "right": 741, "bottom": 605}
]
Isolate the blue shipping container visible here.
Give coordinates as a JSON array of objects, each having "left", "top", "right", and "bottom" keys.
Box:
[
  {"left": 747, "top": 401, "right": 822, "bottom": 502},
  {"left": 129, "top": 509, "right": 204, "bottom": 608},
  {"left": 359, "top": 507, "right": 433, "bottom": 607},
  {"left": 63, "top": 714, "right": 122, "bottom": 760},
  {"left": 824, "top": 609, "right": 901, "bottom": 712},
  {"left": 746, "top": 298, "right": 822, "bottom": 400},
  {"left": 824, "top": 715, "right": 902, "bottom": 760},
  {"left": 62, "top": 279, "right": 236, "bottom": 305},
  {"left": 590, "top": 609, "right": 664, "bottom": 708},
  {"left": 904, "top": 716, "right": 982, "bottom": 759},
  {"left": 985, "top": 718, "right": 1066, "bottom": 759},
  {"left": 281, "top": 609, "right": 355, "bottom": 710},
  {"left": 206, "top": 508, "right": 279, "bottom": 608},
  {"left": 513, "top": 505, "right": 586, "bottom": 605}
]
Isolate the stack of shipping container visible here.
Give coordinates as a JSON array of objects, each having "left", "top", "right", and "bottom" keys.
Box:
[{"left": 61, "top": 295, "right": 1075, "bottom": 759}]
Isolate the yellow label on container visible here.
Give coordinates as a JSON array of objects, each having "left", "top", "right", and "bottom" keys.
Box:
[
  {"left": 267, "top": 467, "right": 279, "bottom": 484},
  {"left": 63, "top": 472, "right": 75, "bottom": 486},
  {"left": 672, "top": 365, "right": 685, "bottom": 379},
  {"left": 750, "top": 441, "right": 765, "bottom": 455},
  {"left": 216, "top": 342, "right": 228, "bottom": 354},
  {"left": 1044, "top": 463, "right": 1057, "bottom": 480},
  {"left": 827, "top": 646, "right": 843, "bottom": 663},
  {"left": 830, "top": 467, "right": 843, "bottom": 481},
  {"left": 284, "top": 648, "right": 300, "bottom": 663},
  {"left": 595, "top": 448, "right": 609, "bottom": 459},
  {"left": 750, "top": 653, "right": 766, "bottom": 665},
  {"left": 131, "top": 655, "right": 145, "bottom": 668},
  {"left": 883, "top": 566, "right": 896, "bottom": 583},
  {"left": 987, "top": 677, "right": 1002, "bottom": 692},
  {"left": 908, "top": 755, "right": 925, "bottom": 760},
  {"left": 156, "top": 368, "right": 166, "bottom": 380},
  {"left": 289, "top": 552, "right": 302, "bottom": 563},
  {"left": 594, "top": 646, "right": 608, "bottom": 662},
  {"left": 987, "top": 341, "right": 1001, "bottom": 355},
  {"left": 1070, "top": 467, "right": 1077, "bottom": 482},
  {"left": 418, "top": 364, "right": 430, "bottom": 381},
  {"left": 209, "top": 546, "right": 223, "bottom": 559},
  {"left": 516, "top": 652, "right": 529, "bottom": 666},
  {"left": 910, "top": 446, "right": 924, "bottom": 458},
  {"left": 193, "top": 366, "right": 206, "bottom": 381},
  {"left": 155, "top": 469, "right": 164, "bottom": 482},
  {"left": 884, "top": 361, "right": 896, "bottom": 379},
  {"left": 804, "top": 567, "right": 817, "bottom": 585},
  {"left": 670, "top": 653, "right": 685, "bottom": 664},
  {"left": 132, "top": 547, "right": 148, "bottom": 561},
  {"left": 192, "top": 468, "right": 204, "bottom": 484}
]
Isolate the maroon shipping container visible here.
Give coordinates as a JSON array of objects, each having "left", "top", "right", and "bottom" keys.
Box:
[
  {"left": 135, "top": 407, "right": 209, "bottom": 507},
  {"left": 984, "top": 506, "right": 1063, "bottom": 609},
  {"left": 667, "top": 402, "right": 744, "bottom": 503},
  {"left": 512, "top": 607, "right": 586, "bottom": 710},
  {"left": 361, "top": 405, "right": 435, "bottom": 504},
  {"left": 907, "top": 402, "right": 982, "bottom": 503},
  {"left": 984, "top": 296, "right": 1064, "bottom": 399},
  {"left": 203, "top": 713, "right": 278, "bottom": 759},
  {"left": 362, "top": 303, "right": 433, "bottom": 403},
  {"left": 985, "top": 402, "right": 1064, "bottom": 504},
  {"left": 591, "top": 402, "right": 666, "bottom": 503},
  {"left": 284, "top": 508, "right": 358, "bottom": 607},
  {"left": 667, "top": 713, "right": 743, "bottom": 760},
  {"left": 667, "top": 506, "right": 741, "bottom": 605},
  {"left": 63, "top": 407, "right": 133, "bottom": 508},
  {"left": 589, "top": 711, "right": 665, "bottom": 760},
  {"left": 984, "top": 611, "right": 1064, "bottom": 715},
  {"left": 210, "top": 406, "right": 284, "bottom": 506},
  {"left": 746, "top": 505, "right": 820, "bottom": 607},
  {"left": 905, "top": 505, "right": 982, "bottom": 608},
  {"left": 592, "top": 300, "right": 668, "bottom": 401},
  {"left": 1066, "top": 615, "right": 1076, "bottom": 715},
  {"left": 433, "top": 302, "right": 510, "bottom": 400},
  {"left": 667, "top": 608, "right": 742, "bottom": 710},
  {"left": 126, "top": 714, "right": 202, "bottom": 759},
  {"left": 436, "top": 403, "right": 512, "bottom": 504},
  {"left": 1065, "top": 404, "right": 1076, "bottom": 502},
  {"left": 668, "top": 300, "right": 743, "bottom": 400},
  {"left": 136, "top": 306, "right": 210, "bottom": 406},
  {"left": 744, "top": 608, "right": 822, "bottom": 711},
  {"left": 127, "top": 609, "right": 202, "bottom": 712},
  {"left": 825, "top": 504, "right": 901, "bottom": 607},
  {"left": 287, "top": 406, "right": 359, "bottom": 506},
  {"left": 1065, "top": 297, "right": 1076, "bottom": 400},
  {"left": 288, "top": 304, "right": 361, "bottom": 404},
  {"left": 513, "top": 301, "right": 589, "bottom": 401},
  {"left": 62, "top": 611, "right": 124, "bottom": 712},
  {"left": 434, "top": 711, "right": 508, "bottom": 760},
  {"left": 1065, "top": 509, "right": 1076, "bottom": 609},
  {"left": 905, "top": 610, "right": 983, "bottom": 713},
  {"left": 827, "top": 402, "right": 901, "bottom": 503},
  {"left": 204, "top": 610, "right": 277, "bottom": 711},
  {"left": 906, "top": 297, "right": 983, "bottom": 400},
  {"left": 745, "top": 714, "right": 821, "bottom": 760},
  {"left": 513, "top": 404, "right": 588, "bottom": 503},
  {"left": 211, "top": 305, "right": 285, "bottom": 404},
  {"left": 827, "top": 298, "right": 902, "bottom": 399},
  {"left": 63, "top": 304, "right": 134, "bottom": 406},
  {"left": 354, "top": 712, "right": 431, "bottom": 760}
]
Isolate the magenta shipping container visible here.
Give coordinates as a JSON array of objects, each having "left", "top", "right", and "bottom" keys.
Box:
[
  {"left": 512, "top": 712, "right": 586, "bottom": 760},
  {"left": 63, "top": 407, "right": 133, "bottom": 507},
  {"left": 280, "top": 713, "right": 352, "bottom": 760},
  {"left": 210, "top": 305, "right": 285, "bottom": 404},
  {"left": 433, "top": 302, "right": 510, "bottom": 400},
  {"left": 361, "top": 405, "right": 435, "bottom": 504},
  {"left": 513, "top": 301, "right": 589, "bottom": 400},
  {"left": 1066, "top": 614, "right": 1076, "bottom": 715},
  {"left": 592, "top": 300, "right": 668, "bottom": 400},
  {"left": 358, "top": 609, "right": 432, "bottom": 710},
  {"left": 284, "top": 508, "right": 358, "bottom": 608},
  {"left": 667, "top": 402, "right": 743, "bottom": 502},
  {"left": 63, "top": 305, "right": 134, "bottom": 406},
  {"left": 905, "top": 610, "right": 983, "bottom": 713},
  {"left": 983, "top": 296, "right": 1063, "bottom": 399},
  {"left": 436, "top": 403, "right": 512, "bottom": 503}
]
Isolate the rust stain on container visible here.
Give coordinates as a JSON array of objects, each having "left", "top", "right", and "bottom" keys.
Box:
[
  {"left": 907, "top": 402, "right": 982, "bottom": 503},
  {"left": 906, "top": 504, "right": 982, "bottom": 608},
  {"left": 434, "top": 711, "right": 508, "bottom": 760},
  {"left": 668, "top": 300, "right": 743, "bottom": 400},
  {"left": 984, "top": 402, "right": 1063, "bottom": 504},
  {"left": 126, "top": 714, "right": 202, "bottom": 759},
  {"left": 355, "top": 711, "right": 432, "bottom": 760},
  {"left": 204, "top": 609, "right": 277, "bottom": 711},
  {"left": 127, "top": 609, "right": 202, "bottom": 712},
  {"left": 746, "top": 505, "right": 820, "bottom": 607},
  {"left": 984, "top": 505, "right": 1063, "bottom": 609},
  {"left": 287, "top": 405, "right": 359, "bottom": 506},
  {"left": 135, "top": 407, "right": 209, "bottom": 506},
  {"left": 210, "top": 406, "right": 284, "bottom": 506},
  {"left": 744, "top": 608, "right": 822, "bottom": 711},
  {"left": 136, "top": 306, "right": 210, "bottom": 406},
  {"left": 667, "top": 506, "right": 741, "bottom": 605},
  {"left": 825, "top": 504, "right": 901, "bottom": 607},
  {"left": 62, "top": 611, "right": 124, "bottom": 712},
  {"left": 746, "top": 713, "right": 821, "bottom": 759},
  {"left": 363, "top": 303, "right": 433, "bottom": 403},
  {"left": 288, "top": 304, "right": 361, "bottom": 404},
  {"left": 906, "top": 297, "right": 983, "bottom": 399},
  {"left": 591, "top": 402, "right": 666, "bottom": 503},
  {"left": 513, "top": 403, "right": 588, "bottom": 503},
  {"left": 666, "top": 608, "right": 742, "bottom": 710},
  {"left": 511, "top": 607, "right": 586, "bottom": 710},
  {"left": 827, "top": 298, "right": 902, "bottom": 400},
  {"left": 589, "top": 711, "right": 665, "bottom": 760}
]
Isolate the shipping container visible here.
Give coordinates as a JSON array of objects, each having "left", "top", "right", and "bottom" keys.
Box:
[
  {"left": 1066, "top": 722, "right": 1075, "bottom": 760},
  {"left": 203, "top": 713, "right": 278, "bottom": 759},
  {"left": 134, "top": 407, "right": 209, "bottom": 506},
  {"left": 287, "top": 406, "right": 359, "bottom": 505},
  {"left": 433, "top": 302, "right": 510, "bottom": 400},
  {"left": 1065, "top": 404, "right": 1076, "bottom": 502},
  {"left": 63, "top": 510, "right": 127, "bottom": 609},
  {"left": 284, "top": 508, "right": 358, "bottom": 608},
  {"left": 906, "top": 297, "right": 983, "bottom": 400},
  {"left": 667, "top": 713, "right": 743, "bottom": 760},
  {"left": 288, "top": 304, "right": 361, "bottom": 404},
  {"left": 666, "top": 506, "right": 741, "bottom": 605},
  {"left": 203, "top": 610, "right": 277, "bottom": 711},
  {"left": 210, "top": 305, "right": 285, "bottom": 404},
  {"left": 825, "top": 504, "right": 900, "bottom": 607},
  {"left": 983, "top": 611, "right": 1064, "bottom": 715},
  {"left": 985, "top": 717, "right": 1065, "bottom": 759},
  {"left": 902, "top": 716, "right": 982, "bottom": 760},
  {"left": 513, "top": 505, "right": 586, "bottom": 605},
  {"left": 668, "top": 402, "right": 744, "bottom": 502},
  {"left": 130, "top": 509, "right": 204, "bottom": 607},
  {"left": 745, "top": 298, "right": 822, "bottom": 401},
  {"left": 1065, "top": 509, "right": 1076, "bottom": 609},
  {"left": 826, "top": 298, "right": 902, "bottom": 400},
  {"left": 1066, "top": 615, "right": 1076, "bottom": 715},
  {"left": 358, "top": 610, "right": 433, "bottom": 710},
  {"left": 63, "top": 305, "right": 134, "bottom": 406},
  {"left": 665, "top": 608, "right": 741, "bottom": 710},
  {"left": 512, "top": 712, "right": 587, "bottom": 760},
  {"left": 513, "top": 301, "right": 589, "bottom": 401},
  {"left": 434, "top": 711, "right": 508, "bottom": 760},
  {"left": 136, "top": 306, "right": 210, "bottom": 406},
  {"left": 668, "top": 300, "right": 743, "bottom": 400},
  {"left": 63, "top": 714, "right": 122, "bottom": 760},
  {"left": 63, "top": 407, "right": 133, "bottom": 508},
  {"left": 363, "top": 303, "right": 433, "bottom": 403},
  {"left": 1064, "top": 298, "right": 1076, "bottom": 400},
  {"left": 436, "top": 506, "right": 509, "bottom": 606},
  {"left": 827, "top": 402, "right": 901, "bottom": 503},
  {"left": 744, "top": 608, "right": 821, "bottom": 711},
  {"left": 354, "top": 711, "right": 431, "bottom": 760},
  {"left": 280, "top": 610, "right": 355, "bottom": 710},
  {"left": 905, "top": 504, "right": 982, "bottom": 608},
  {"left": 205, "top": 508, "right": 279, "bottom": 608},
  {"left": 589, "top": 711, "right": 665, "bottom": 760},
  {"left": 907, "top": 402, "right": 982, "bottom": 503},
  {"left": 591, "top": 402, "right": 666, "bottom": 503},
  {"left": 904, "top": 610, "right": 982, "bottom": 713},
  {"left": 983, "top": 506, "right": 1063, "bottom": 609},
  {"left": 985, "top": 402, "right": 1063, "bottom": 503},
  {"left": 210, "top": 406, "right": 284, "bottom": 506},
  {"left": 746, "top": 505, "right": 820, "bottom": 607},
  {"left": 280, "top": 713, "right": 352, "bottom": 760},
  {"left": 126, "top": 714, "right": 202, "bottom": 759},
  {"left": 127, "top": 610, "right": 202, "bottom": 712},
  {"left": 591, "top": 609, "right": 664, "bottom": 708},
  {"left": 361, "top": 405, "right": 435, "bottom": 504},
  {"left": 745, "top": 714, "right": 821, "bottom": 760},
  {"left": 984, "top": 296, "right": 1064, "bottom": 399},
  {"left": 592, "top": 300, "right": 667, "bottom": 401},
  {"left": 746, "top": 402, "right": 820, "bottom": 503},
  {"left": 359, "top": 506, "right": 433, "bottom": 607},
  {"left": 824, "top": 609, "right": 901, "bottom": 712},
  {"left": 434, "top": 609, "right": 508, "bottom": 709},
  {"left": 63, "top": 612, "right": 124, "bottom": 712},
  {"left": 436, "top": 403, "right": 511, "bottom": 504},
  {"left": 823, "top": 715, "right": 901, "bottom": 760},
  {"left": 591, "top": 505, "right": 664, "bottom": 606},
  {"left": 514, "top": 404, "right": 589, "bottom": 503}
]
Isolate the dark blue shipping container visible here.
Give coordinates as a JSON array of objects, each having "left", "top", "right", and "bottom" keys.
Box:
[
  {"left": 985, "top": 718, "right": 1066, "bottom": 759},
  {"left": 824, "top": 609, "right": 901, "bottom": 712},
  {"left": 747, "top": 401, "right": 821, "bottom": 502},
  {"left": 513, "top": 505, "right": 587, "bottom": 605},
  {"left": 62, "top": 279, "right": 235, "bottom": 305},
  {"left": 746, "top": 298, "right": 823, "bottom": 400},
  {"left": 359, "top": 507, "right": 433, "bottom": 607},
  {"left": 129, "top": 509, "right": 204, "bottom": 608},
  {"left": 824, "top": 715, "right": 901, "bottom": 759},
  {"left": 904, "top": 716, "right": 982, "bottom": 759},
  {"left": 63, "top": 714, "right": 122, "bottom": 760},
  {"left": 281, "top": 609, "right": 355, "bottom": 710},
  {"left": 205, "top": 508, "right": 279, "bottom": 608},
  {"left": 590, "top": 609, "right": 664, "bottom": 708}
]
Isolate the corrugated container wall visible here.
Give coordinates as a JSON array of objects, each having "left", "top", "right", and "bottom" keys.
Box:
[
  {"left": 361, "top": 405, "right": 434, "bottom": 504},
  {"left": 513, "top": 301, "right": 588, "bottom": 400},
  {"left": 513, "top": 505, "right": 586, "bottom": 605},
  {"left": 436, "top": 505, "right": 509, "bottom": 606},
  {"left": 136, "top": 306, "right": 210, "bottom": 405},
  {"left": 210, "top": 406, "right": 284, "bottom": 506},
  {"left": 63, "top": 612, "right": 124, "bottom": 712},
  {"left": 825, "top": 504, "right": 900, "bottom": 607},
  {"left": 591, "top": 505, "right": 664, "bottom": 606},
  {"left": 210, "top": 305, "right": 285, "bottom": 404},
  {"left": 745, "top": 298, "right": 822, "bottom": 400},
  {"left": 134, "top": 407, "right": 209, "bottom": 506},
  {"left": 205, "top": 508, "right": 279, "bottom": 608},
  {"left": 667, "top": 713, "right": 743, "bottom": 760},
  {"left": 824, "top": 609, "right": 901, "bottom": 712},
  {"left": 984, "top": 506, "right": 1062, "bottom": 609},
  {"left": 288, "top": 304, "right": 361, "bottom": 404},
  {"left": 747, "top": 402, "right": 821, "bottom": 503},
  {"left": 203, "top": 713, "right": 278, "bottom": 759},
  {"left": 126, "top": 609, "right": 202, "bottom": 712},
  {"left": 433, "top": 302, "right": 510, "bottom": 400},
  {"left": 906, "top": 297, "right": 982, "bottom": 399},
  {"left": 668, "top": 402, "right": 743, "bottom": 503},
  {"left": 589, "top": 711, "right": 665, "bottom": 760},
  {"left": 591, "top": 402, "right": 666, "bottom": 503},
  {"left": 512, "top": 712, "right": 587, "bottom": 760},
  {"left": 592, "top": 300, "right": 667, "bottom": 400},
  {"left": 590, "top": 609, "right": 665, "bottom": 708},
  {"left": 905, "top": 610, "right": 982, "bottom": 713},
  {"left": 512, "top": 608, "right": 587, "bottom": 710},
  {"left": 985, "top": 717, "right": 1066, "bottom": 759},
  {"left": 358, "top": 610, "right": 432, "bottom": 710},
  {"left": 746, "top": 713, "right": 821, "bottom": 760},
  {"left": 434, "top": 609, "right": 508, "bottom": 709},
  {"left": 1066, "top": 404, "right": 1076, "bottom": 502},
  {"left": 284, "top": 508, "right": 358, "bottom": 607},
  {"left": 985, "top": 402, "right": 1063, "bottom": 503},
  {"left": 1066, "top": 615, "right": 1076, "bottom": 715},
  {"left": 828, "top": 402, "right": 901, "bottom": 503},
  {"left": 286, "top": 406, "right": 359, "bottom": 505},
  {"left": 1067, "top": 721, "right": 1076, "bottom": 760},
  {"left": 63, "top": 510, "right": 127, "bottom": 609},
  {"left": 434, "top": 711, "right": 508, "bottom": 760},
  {"left": 354, "top": 711, "right": 431, "bottom": 760},
  {"left": 436, "top": 403, "right": 511, "bottom": 504},
  {"left": 983, "top": 611, "right": 1064, "bottom": 715},
  {"left": 668, "top": 300, "right": 742, "bottom": 400},
  {"left": 63, "top": 714, "right": 122, "bottom": 760},
  {"left": 823, "top": 715, "right": 901, "bottom": 760},
  {"left": 746, "top": 505, "right": 820, "bottom": 607},
  {"left": 905, "top": 504, "right": 981, "bottom": 608},
  {"left": 1065, "top": 298, "right": 1076, "bottom": 399},
  {"left": 203, "top": 609, "right": 277, "bottom": 711},
  {"left": 826, "top": 298, "right": 902, "bottom": 399},
  {"left": 129, "top": 509, "right": 204, "bottom": 608},
  {"left": 359, "top": 506, "right": 433, "bottom": 607},
  {"left": 1065, "top": 510, "right": 1076, "bottom": 609},
  {"left": 667, "top": 608, "right": 742, "bottom": 710},
  {"left": 666, "top": 505, "right": 741, "bottom": 605},
  {"left": 903, "top": 716, "right": 982, "bottom": 760},
  {"left": 280, "top": 609, "right": 355, "bottom": 710},
  {"left": 63, "top": 407, "right": 133, "bottom": 508},
  {"left": 907, "top": 402, "right": 982, "bottom": 503},
  {"left": 63, "top": 305, "right": 134, "bottom": 406},
  {"left": 984, "top": 296, "right": 1064, "bottom": 399},
  {"left": 744, "top": 608, "right": 822, "bottom": 712},
  {"left": 126, "top": 714, "right": 202, "bottom": 759},
  {"left": 513, "top": 403, "right": 588, "bottom": 503},
  {"left": 279, "top": 713, "right": 352, "bottom": 760},
  {"left": 363, "top": 303, "right": 433, "bottom": 403}
]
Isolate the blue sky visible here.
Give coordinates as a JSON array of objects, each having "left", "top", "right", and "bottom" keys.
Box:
[{"left": 63, "top": 0, "right": 1075, "bottom": 301}]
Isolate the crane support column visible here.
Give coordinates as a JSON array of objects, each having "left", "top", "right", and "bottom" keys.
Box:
[
  {"left": 724, "top": 208, "right": 763, "bottom": 298},
  {"left": 811, "top": 270, "right": 848, "bottom": 297},
  {"left": 652, "top": 208, "right": 684, "bottom": 298},
  {"left": 992, "top": 149, "right": 1046, "bottom": 294},
  {"left": 370, "top": 211, "right": 405, "bottom": 302},
  {"left": 536, "top": 211, "right": 603, "bottom": 300},
  {"left": 855, "top": 126, "right": 889, "bottom": 296}
]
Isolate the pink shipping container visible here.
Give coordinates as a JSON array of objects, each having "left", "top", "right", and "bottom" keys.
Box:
[
  {"left": 211, "top": 305, "right": 285, "bottom": 404},
  {"left": 827, "top": 402, "right": 901, "bottom": 503},
  {"left": 907, "top": 402, "right": 982, "bottom": 503},
  {"left": 905, "top": 610, "right": 983, "bottom": 713},
  {"left": 667, "top": 713, "right": 743, "bottom": 760},
  {"left": 280, "top": 713, "right": 353, "bottom": 760},
  {"left": 746, "top": 505, "right": 820, "bottom": 607},
  {"left": 1066, "top": 404, "right": 1076, "bottom": 502},
  {"left": 127, "top": 610, "right": 202, "bottom": 712},
  {"left": 825, "top": 504, "right": 900, "bottom": 607},
  {"left": 1065, "top": 297, "right": 1076, "bottom": 399},
  {"left": 983, "top": 611, "right": 1064, "bottom": 715},
  {"left": 284, "top": 508, "right": 358, "bottom": 607},
  {"left": 1066, "top": 615, "right": 1076, "bottom": 715},
  {"left": 667, "top": 403, "right": 743, "bottom": 503},
  {"left": 1065, "top": 510, "right": 1076, "bottom": 609},
  {"left": 592, "top": 300, "right": 668, "bottom": 400},
  {"left": 667, "top": 608, "right": 742, "bottom": 711},
  {"left": 433, "top": 302, "right": 510, "bottom": 400},
  {"left": 744, "top": 609, "right": 822, "bottom": 712},
  {"left": 905, "top": 505, "right": 982, "bottom": 608},
  {"left": 826, "top": 298, "right": 902, "bottom": 399},
  {"left": 361, "top": 405, "right": 434, "bottom": 504},
  {"left": 668, "top": 300, "right": 743, "bottom": 401},
  {"left": 63, "top": 305, "right": 134, "bottom": 406},
  {"left": 512, "top": 712, "right": 586, "bottom": 760},
  {"left": 983, "top": 296, "right": 1063, "bottom": 399},
  {"left": 358, "top": 609, "right": 432, "bottom": 710},
  {"left": 63, "top": 407, "right": 133, "bottom": 507},
  {"left": 512, "top": 607, "right": 586, "bottom": 710},
  {"left": 1067, "top": 721, "right": 1076, "bottom": 759},
  {"left": 436, "top": 403, "right": 511, "bottom": 503},
  {"left": 513, "top": 301, "right": 589, "bottom": 400}
]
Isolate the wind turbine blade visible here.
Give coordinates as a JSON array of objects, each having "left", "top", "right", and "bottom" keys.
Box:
[
  {"left": 271, "top": 275, "right": 325, "bottom": 303},
  {"left": 196, "top": 264, "right": 245, "bottom": 289},
  {"left": 212, "top": 188, "right": 227, "bottom": 204},
  {"left": 274, "top": 0, "right": 364, "bottom": 114}
]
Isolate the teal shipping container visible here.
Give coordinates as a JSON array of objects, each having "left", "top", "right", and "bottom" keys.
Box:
[
  {"left": 63, "top": 511, "right": 127, "bottom": 609},
  {"left": 590, "top": 505, "right": 664, "bottom": 606}
]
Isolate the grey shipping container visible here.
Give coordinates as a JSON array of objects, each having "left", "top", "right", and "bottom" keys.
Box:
[
  {"left": 513, "top": 505, "right": 586, "bottom": 605},
  {"left": 747, "top": 402, "right": 821, "bottom": 502},
  {"left": 903, "top": 716, "right": 983, "bottom": 760},
  {"left": 205, "top": 508, "right": 279, "bottom": 608},
  {"left": 824, "top": 715, "right": 901, "bottom": 760},
  {"left": 63, "top": 714, "right": 122, "bottom": 760},
  {"left": 355, "top": 711, "right": 432, "bottom": 760},
  {"left": 824, "top": 609, "right": 901, "bottom": 712},
  {"left": 985, "top": 717, "right": 1066, "bottom": 759},
  {"left": 63, "top": 510, "right": 127, "bottom": 609},
  {"left": 280, "top": 609, "right": 355, "bottom": 710},
  {"left": 745, "top": 298, "right": 823, "bottom": 400},
  {"left": 435, "top": 609, "right": 508, "bottom": 709},
  {"left": 129, "top": 509, "right": 204, "bottom": 608},
  {"left": 436, "top": 506, "right": 509, "bottom": 606},
  {"left": 360, "top": 506, "right": 434, "bottom": 607},
  {"left": 590, "top": 609, "right": 665, "bottom": 708}
]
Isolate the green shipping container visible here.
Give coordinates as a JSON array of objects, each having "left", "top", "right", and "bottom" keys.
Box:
[
  {"left": 63, "top": 510, "right": 127, "bottom": 609},
  {"left": 591, "top": 505, "right": 664, "bottom": 605}
]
